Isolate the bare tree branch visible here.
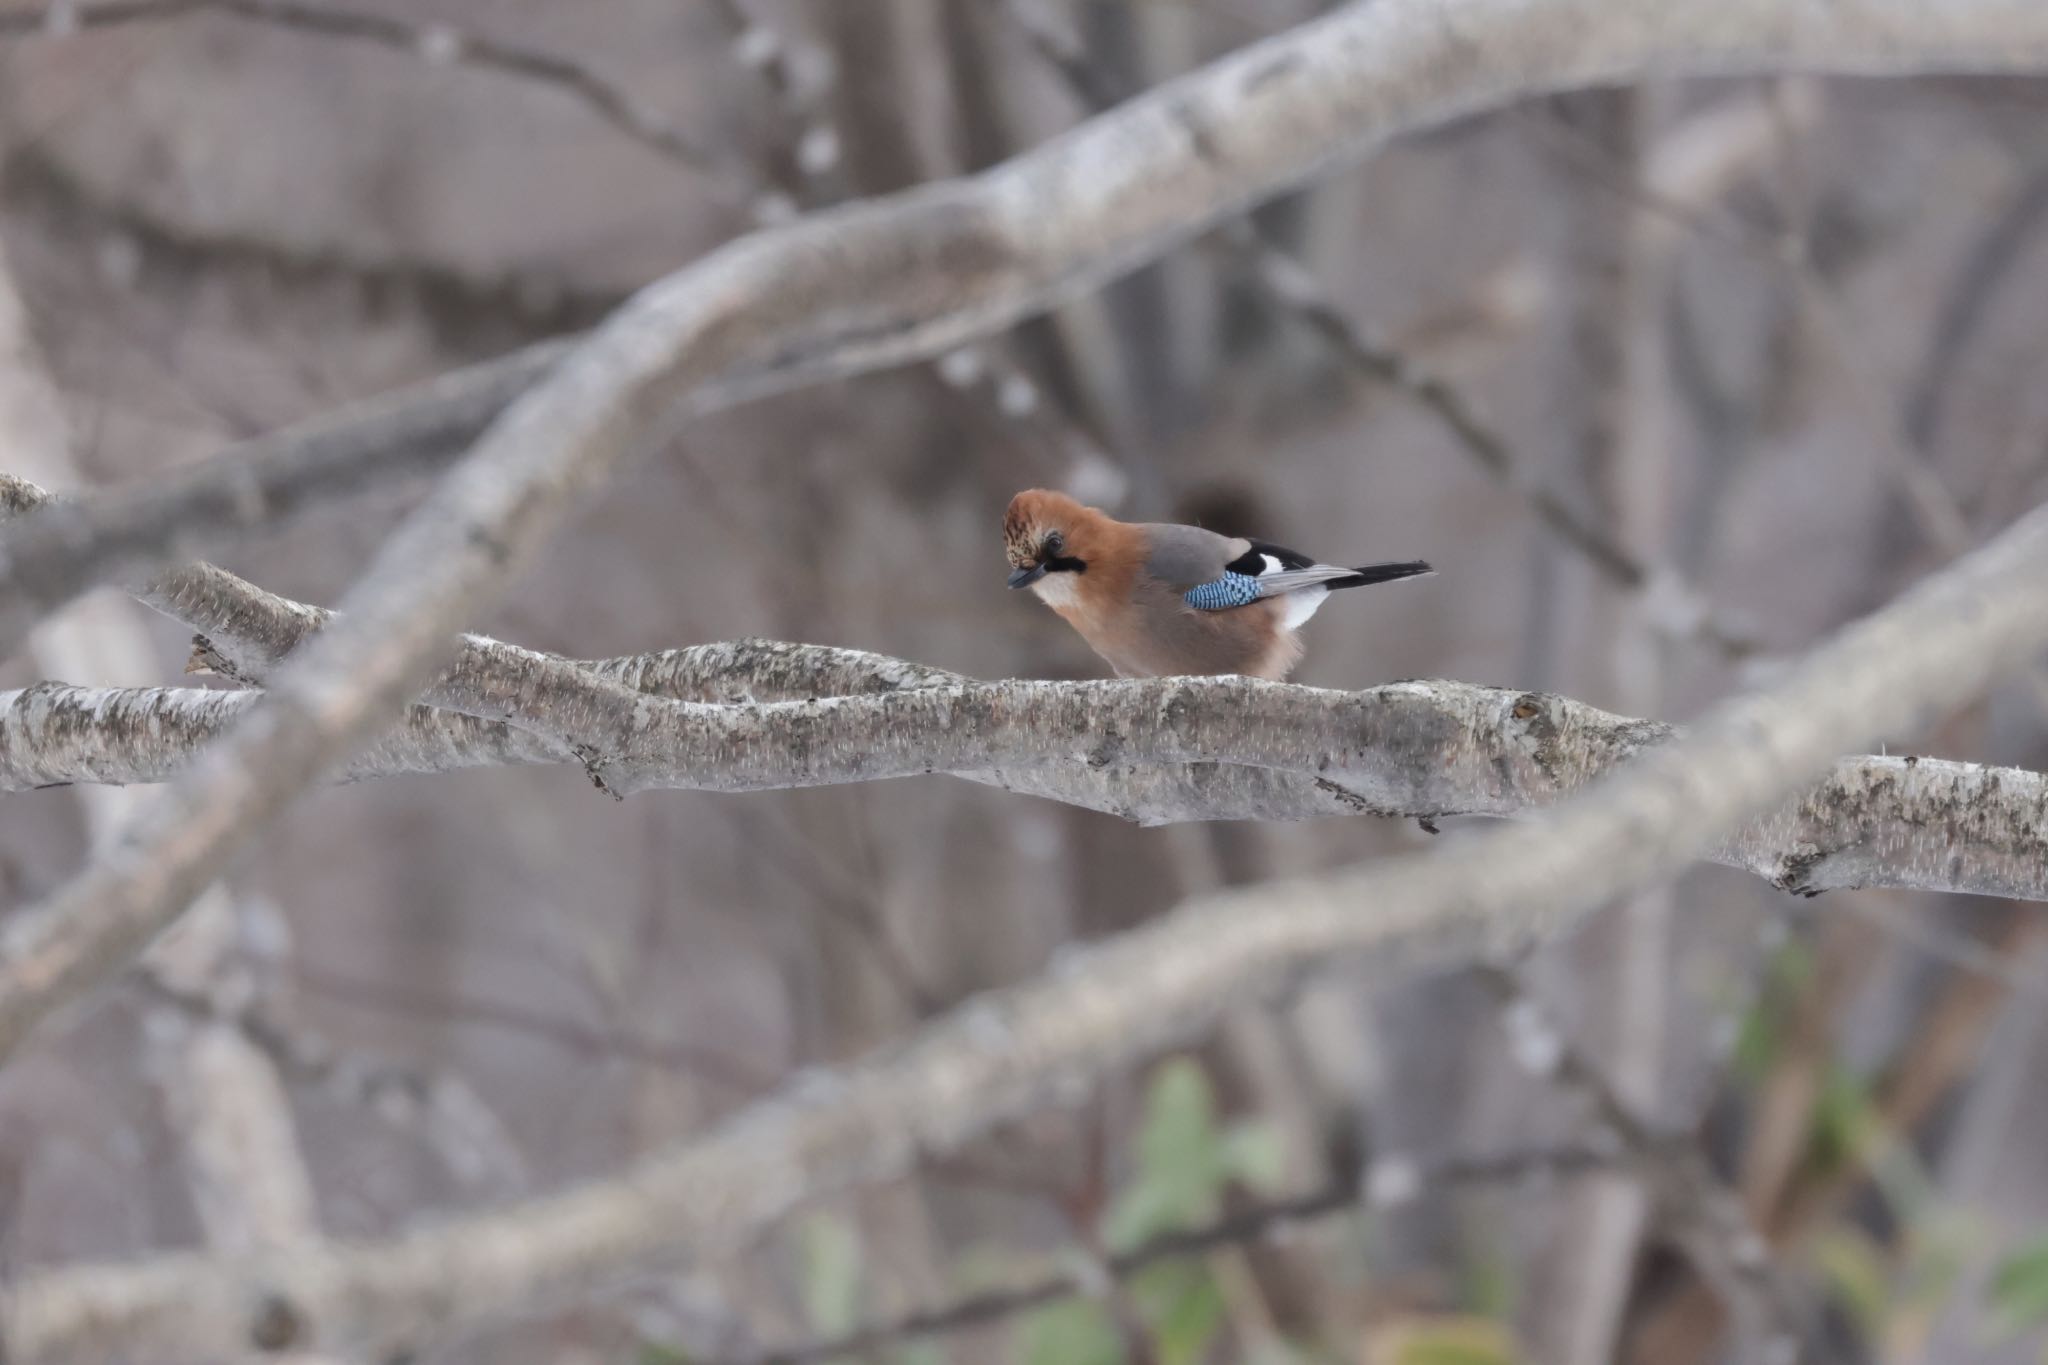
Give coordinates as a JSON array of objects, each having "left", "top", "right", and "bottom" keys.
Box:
[
  {"left": 3, "top": 0, "right": 727, "bottom": 182},
  {"left": 5, "top": 460, "right": 2045, "bottom": 894},
  {"left": 756, "top": 1143, "right": 1616, "bottom": 1365},
  {"left": 1477, "top": 964, "right": 1813, "bottom": 1357},
  {"left": 0, "top": 0, "right": 1114, "bottom": 668},
  {"left": 1001, "top": 0, "right": 1760, "bottom": 657},
  {"left": 9, "top": 7, "right": 2048, "bottom": 1097},
  {"left": 10, "top": 489, "right": 2048, "bottom": 1361},
  {"left": 143, "top": 972, "right": 531, "bottom": 1197},
  {"left": 1525, "top": 91, "right": 2048, "bottom": 734},
  {"left": 0, "top": 344, "right": 567, "bottom": 656},
  {"left": 0, "top": 682, "right": 563, "bottom": 788},
  {"left": 0, "top": 230, "right": 342, "bottom": 1357},
  {"left": 0, "top": 143, "right": 621, "bottom": 351},
  {"left": 9, "top": 3, "right": 2048, "bottom": 660},
  {"left": 1, "top": 469, "right": 2039, "bottom": 895},
  {"left": 7, "top": 666, "right": 2048, "bottom": 901}
]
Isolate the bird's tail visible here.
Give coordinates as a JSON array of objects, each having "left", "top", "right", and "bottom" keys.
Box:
[{"left": 1329, "top": 559, "right": 1433, "bottom": 590}]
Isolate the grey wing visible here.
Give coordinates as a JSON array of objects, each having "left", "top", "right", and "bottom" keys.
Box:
[
  {"left": 1249, "top": 565, "right": 1368, "bottom": 596},
  {"left": 1141, "top": 523, "right": 1249, "bottom": 592}
]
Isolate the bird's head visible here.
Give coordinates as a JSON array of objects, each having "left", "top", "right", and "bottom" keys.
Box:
[{"left": 1003, "top": 489, "right": 1097, "bottom": 591}]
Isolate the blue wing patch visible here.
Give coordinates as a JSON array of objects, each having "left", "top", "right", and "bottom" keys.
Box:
[{"left": 1183, "top": 572, "right": 1262, "bottom": 611}]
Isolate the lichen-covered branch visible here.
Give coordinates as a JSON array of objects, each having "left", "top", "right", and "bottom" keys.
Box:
[
  {"left": 4, "top": 11, "right": 2048, "bottom": 1063},
  {"left": 10, "top": 493, "right": 2048, "bottom": 1361},
  {"left": 7, "top": 669, "right": 2048, "bottom": 903},
  {"left": 5, "top": 472, "right": 2045, "bottom": 899},
  {"left": 0, "top": 235, "right": 339, "bottom": 1356},
  {"left": 0, "top": 682, "right": 564, "bottom": 788}
]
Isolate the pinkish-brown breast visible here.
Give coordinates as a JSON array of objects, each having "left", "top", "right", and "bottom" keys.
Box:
[{"left": 1056, "top": 576, "right": 1300, "bottom": 680}]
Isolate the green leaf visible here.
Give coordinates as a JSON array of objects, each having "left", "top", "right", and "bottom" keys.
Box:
[
  {"left": 1460, "top": 1240, "right": 1516, "bottom": 1321},
  {"left": 1732, "top": 939, "right": 1816, "bottom": 1084},
  {"left": 1132, "top": 1260, "right": 1226, "bottom": 1365},
  {"left": 1136, "top": 1060, "right": 1223, "bottom": 1193},
  {"left": 1245, "top": 1339, "right": 1319, "bottom": 1365},
  {"left": 1368, "top": 1316, "right": 1517, "bottom": 1365},
  {"left": 1812, "top": 1226, "right": 1890, "bottom": 1336},
  {"left": 1219, "top": 1121, "right": 1288, "bottom": 1193},
  {"left": 1991, "top": 1236, "right": 2048, "bottom": 1334},
  {"left": 798, "top": 1214, "right": 863, "bottom": 1337},
  {"left": 1810, "top": 1064, "right": 1880, "bottom": 1174},
  {"left": 1730, "top": 997, "right": 1778, "bottom": 1084},
  {"left": 1105, "top": 1059, "right": 1227, "bottom": 1251},
  {"left": 1018, "top": 1298, "right": 1125, "bottom": 1365},
  {"left": 637, "top": 1344, "right": 695, "bottom": 1365},
  {"left": 1900, "top": 1210, "right": 1971, "bottom": 1309}
]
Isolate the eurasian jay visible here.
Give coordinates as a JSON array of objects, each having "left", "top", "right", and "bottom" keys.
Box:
[{"left": 1003, "top": 488, "right": 1432, "bottom": 681}]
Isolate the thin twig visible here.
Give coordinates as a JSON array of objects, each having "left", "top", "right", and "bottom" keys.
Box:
[
  {"left": 141, "top": 972, "right": 533, "bottom": 1195},
  {"left": 1839, "top": 896, "right": 2048, "bottom": 1002},
  {"left": 2, "top": 0, "right": 729, "bottom": 185},
  {"left": 708, "top": 0, "right": 1130, "bottom": 499},
  {"left": 1526, "top": 100, "right": 2048, "bottom": 717},
  {"left": 0, "top": 342, "right": 570, "bottom": 657},
  {"left": 1002, "top": 0, "right": 1758, "bottom": 657},
  {"left": 267, "top": 958, "right": 779, "bottom": 1096},
  {"left": 1475, "top": 964, "right": 1814, "bottom": 1358},
  {"left": 756, "top": 1143, "right": 1616, "bottom": 1364}
]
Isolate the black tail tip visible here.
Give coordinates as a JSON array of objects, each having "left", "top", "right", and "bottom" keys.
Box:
[{"left": 1345, "top": 559, "right": 1434, "bottom": 587}]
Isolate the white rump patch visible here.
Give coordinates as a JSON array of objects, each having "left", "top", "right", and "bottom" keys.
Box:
[{"left": 1276, "top": 584, "right": 1329, "bottom": 629}]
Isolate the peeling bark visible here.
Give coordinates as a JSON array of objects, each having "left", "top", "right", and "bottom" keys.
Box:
[{"left": 5, "top": 664, "right": 2045, "bottom": 902}]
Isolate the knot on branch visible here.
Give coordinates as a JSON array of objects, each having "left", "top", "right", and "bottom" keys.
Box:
[
  {"left": 571, "top": 743, "right": 623, "bottom": 801},
  {"left": 1506, "top": 691, "right": 1565, "bottom": 780},
  {"left": 247, "top": 1291, "right": 304, "bottom": 1352},
  {"left": 185, "top": 635, "right": 259, "bottom": 684},
  {"left": 1770, "top": 842, "right": 1832, "bottom": 898},
  {"left": 1311, "top": 775, "right": 1404, "bottom": 821},
  {"left": 1085, "top": 726, "right": 1126, "bottom": 769}
]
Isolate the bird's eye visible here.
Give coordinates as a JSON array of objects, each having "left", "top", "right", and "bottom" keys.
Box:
[{"left": 1042, "top": 533, "right": 1064, "bottom": 556}]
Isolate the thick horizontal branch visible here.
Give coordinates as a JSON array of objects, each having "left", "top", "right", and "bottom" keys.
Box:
[
  {"left": 6, "top": 663, "right": 2046, "bottom": 901},
  {"left": 107, "top": 549, "right": 2048, "bottom": 899},
  {"left": 12, "top": 491, "right": 2048, "bottom": 1364},
  {"left": 9, "top": 6, "right": 2048, "bottom": 1079},
  {"left": 12, "top": 476, "right": 2040, "bottom": 899},
  {"left": 7, "top": 466, "right": 2046, "bottom": 893},
  {"left": 0, "top": 682, "right": 562, "bottom": 787},
  {"left": 0, "top": 476, "right": 1352, "bottom": 825}
]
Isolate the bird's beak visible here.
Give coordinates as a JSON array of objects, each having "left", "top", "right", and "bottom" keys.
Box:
[{"left": 1007, "top": 563, "right": 1047, "bottom": 590}]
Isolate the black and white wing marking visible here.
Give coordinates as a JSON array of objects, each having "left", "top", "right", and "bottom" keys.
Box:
[
  {"left": 1180, "top": 537, "right": 1433, "bottom": 613},
  {"left": 1186, "top": 540, "right": 1346, "bottom": 611},
  {"left": 1223, "top": 541, "right": 1379, "bottom": 595}
]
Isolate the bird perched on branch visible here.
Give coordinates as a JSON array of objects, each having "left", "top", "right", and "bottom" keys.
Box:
[{"left": 1003, "top": 488, "right": 1432, "bottom": 680}]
